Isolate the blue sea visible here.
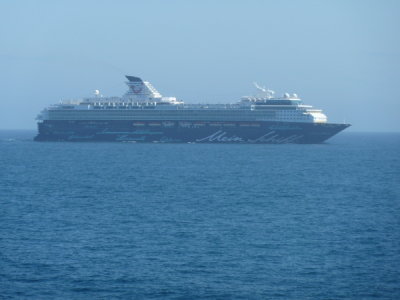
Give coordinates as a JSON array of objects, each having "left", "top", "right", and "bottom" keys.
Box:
[{"left": 0, "top": 130, "right": 399, "bottom": 299}]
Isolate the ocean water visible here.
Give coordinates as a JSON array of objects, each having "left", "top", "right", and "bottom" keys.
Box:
[{"left": 0, "top": 130, "right": 399, "bottom": 300}]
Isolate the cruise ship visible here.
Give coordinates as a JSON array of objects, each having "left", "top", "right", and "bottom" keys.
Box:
[{"left": 34, "top": 76, "right": 350, "bottom": 143}]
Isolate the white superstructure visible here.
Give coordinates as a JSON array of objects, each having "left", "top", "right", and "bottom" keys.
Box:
[{"left": 38, "top": 76, "right": 328, "bottom": 124}]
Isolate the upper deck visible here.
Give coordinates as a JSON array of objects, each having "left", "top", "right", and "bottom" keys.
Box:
[{"left": 37, "top": 76, "right": 328, "bottom": 123}]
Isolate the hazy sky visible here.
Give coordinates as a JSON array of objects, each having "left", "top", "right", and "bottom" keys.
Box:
[{"left": 0, "top": 0, "right": 399, "bottom": 131}]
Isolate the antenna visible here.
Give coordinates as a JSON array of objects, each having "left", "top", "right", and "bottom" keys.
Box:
[
  {"left": 253, "top": 82, "right": 275, "bottom": 99},
  {"left": 253, "top": 82, "right": 266, "bottom": 93}
]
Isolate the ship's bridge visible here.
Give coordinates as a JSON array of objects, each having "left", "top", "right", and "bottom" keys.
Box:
[
  {"left": 240, "top": 83, "right": 327, "bottom": 123},
  {"left": 240, "top": 83, "right": 303, "bottom": 106}
]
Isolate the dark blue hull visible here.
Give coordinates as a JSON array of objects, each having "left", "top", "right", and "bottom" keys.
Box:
[{"left": 34, "top": 120, "right": 350, "bottom": 143}]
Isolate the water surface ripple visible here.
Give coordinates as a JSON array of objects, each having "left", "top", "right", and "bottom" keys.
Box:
[{"left": 0, "top": 131, "right": 399, "bottom": 299}]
